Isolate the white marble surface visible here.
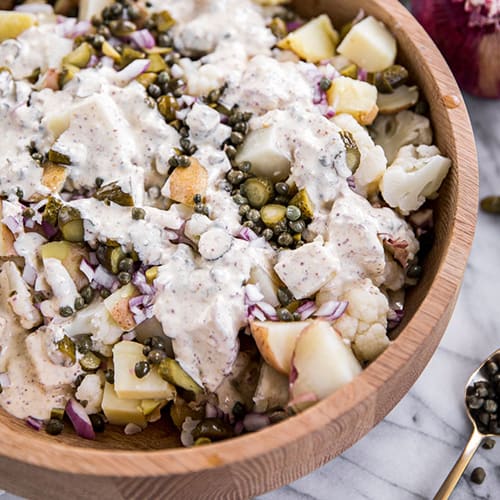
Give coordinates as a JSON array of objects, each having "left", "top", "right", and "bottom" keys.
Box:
[{"left": 2, "top": 100, "right": 499, "bottom": 500}]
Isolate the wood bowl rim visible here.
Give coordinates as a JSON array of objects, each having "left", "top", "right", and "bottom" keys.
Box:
[{"left": 0, "top": 0, "right": 478, "bottom": 478}]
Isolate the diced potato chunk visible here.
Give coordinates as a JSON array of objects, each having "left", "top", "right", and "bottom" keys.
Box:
[
  {"left": 113, "top": 341, "right": 176, "bottom": 400},
  {"left": 0, "top": 12, "right": 36, "bottom": 42},
  {"left": 278, "top": 14, "right": 339, "bottom": 63},
  {"left": 101, "top": 382, "right": 146, "bottom": 426},
  {"left": 236, "top": 126, "right": 291, "bottom": 181},
  {"left": 103, "top": 284, "right": 138, "bottom": 332},
  {"left": 164, "top": 158, "right": 208, "bottom": 207},
  {"left": 250, "top": 320, "right": 312, "bottom": 375},
  {"left": 327, "top": 77, "right": 379, "bottom": 125},
  {"left": 337, "top": 16, "right": 397, "bottom": 72}
]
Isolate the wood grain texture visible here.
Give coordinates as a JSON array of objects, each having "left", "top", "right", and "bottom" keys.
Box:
[{"left": 0, "top": 1, "right": 478, "bottom": 498}]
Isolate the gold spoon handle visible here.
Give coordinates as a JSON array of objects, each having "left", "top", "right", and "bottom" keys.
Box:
[{"left": 434, "top": 428, "right": 484, "bottom": 500}]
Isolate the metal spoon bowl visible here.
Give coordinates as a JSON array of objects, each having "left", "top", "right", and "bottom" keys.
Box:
[{"left": 434, "top": 349, "right": 500, "bottom": 499}]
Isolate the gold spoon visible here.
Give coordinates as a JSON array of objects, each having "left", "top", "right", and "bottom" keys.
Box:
[{"left": 434, "top": 349, "right": 500, "bottom": 499}]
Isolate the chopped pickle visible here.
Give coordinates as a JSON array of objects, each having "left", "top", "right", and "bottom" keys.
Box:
[
  {"left": 243, "top": 178, "right": 274, "bottom": 209},
  {"left": 57, "top": 335, "right": 76, "bottom": 364},
  {"left": 118, "top": 46, "right": 145, "bottom": 70},
  {"left": 153, "top": 10, "right": 176, "bottom": 32},
  {"left": 42, "top": 196, "right": 63, "bottom": 226},
  {"left": 94, "top": 182, "right": 135, "bottom": 207},
  {"left": 339, "top": 131, "right": 361, "bottom": 173},
  {"left": 260, "top": 204, "right": 287, "bottom": 227},
  {"left": 104, "top": 246, "right": 126, "bottom": 274},
  {"left": 145, "top": 267, "right": 158, "bottom": 283},
  {"left": 58, "top": 64, "right": 80, "bottom": 87},
  {"left": 375, "top": 65, "right": 409, "bottom": 94},
  {"left": 157, "top": 95, "right": 179, "bottom": 121},
  {"left": 289, "top": 189, "right": 315, "bottom": 219},
  {"left": 62, "top": 42, "right": 94, "bottom": 69},
  {"left": 58, "top": 206, "right": 84, "bottom": 242},
  {"left": 101, "top": 41, "right": 121, "bottom": 62},
  {"left": 340, "top": 64, "right": 358, "bottom": 80},
  {"left": 145, "top": 47, "right": 173, "bottom": 55},
  {"left": 192, "top": 418, "right": 233, "bottom": 441},
  {"left": 194, "top": 437, "right": 211, "bottom": 446},
  {"left": 140, "top": 400, "right": 162, "bottom": 417},
  {"left": 48, "top": 149, "right": 71, "bottom": 165},
  {"left": 50, "top": 407, "right": 65, "bottom": 421},
  {"left": 170, "top": 400, "right": 204, "bottom": 429},
  {"left": 269, "top": 17, "right": 287, "bottom": 39},
  {"left": 158, "top": 358, "right": 203, "bottom": 394},
  {"left": 147, "top": 54, "right": 167, "bottom": 73},
  {"left": 136, "top": 72, "right": 158, "bottom": 88},
  {"left": 79, "top": 351, "right": 101, "bottom": 371}
]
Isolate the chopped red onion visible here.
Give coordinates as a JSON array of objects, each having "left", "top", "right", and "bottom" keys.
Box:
[
  {"left": 247, "top": 304, "right": 266, "bottom": 322},
  {"left": 234, "top": 420, "right": 245, "bottom": 436},
  {"left": 132, "top": 271, "right": 155, "bottom": 295},
  {"left": 243, "top": 413, "right": 270, "bottom": 432},
  {"left": 296, "top": 300, "right": 317, "bottom": 320},
  {"left": 56, "top": 19, "right": 92, "bottom": 39},
  {"left": 41, "top": 221, "right": 58, "bottom": 239},
  {"left": 0, "top": 372, "right": 11, "bottom": 389},
  {"left": 324, "top": 107, "right": 336, "bottom": 119},
  {"left": 388, "top": 308, "right": 404, "bottom": 330},
  {"left": 237, "top": 226, "right": 259, "bottom": 242},
  {"left": 15, "top": 3, "right": 53, "bottom": 14},
  {"left": 286, "top": 20, "right": 304, "bottom": 31},
  {"left": 124, "top": 423, "right": 143, "bottom": 435},
  {"left": 122, "top": 331, "right": 136, "bottom": 341},
  {"left": 129, "top": 295, "right": 154, "bottom": 325},
  {"left": 4, "top": 215, "right": 22, "bottom": 235},
  {"left": 116, "top": 59, "right": 151, "bottom": 84},
  {"left": 66, "top": 398, "right": 95, "bottom": 440},
  {"left": 129, "top": 29, "right": 156, "bottom": 50},
  {"left": 347, "top": 176, "right": 356, "bottom": 191},
  {"left": 205, "top": 403, "right": 218, "bottom": 419},
  {"left": 22, "top": 264, "right": 37, "bottom": 287},
  {"left": 79, "top": 259, "right": 95, "bottom": 282},
  {"left": 26, "top": 416, "right": 43, "bottom": 431},
  {"left": 88, "top": 252, "right": 99, "bottom": 266},
  {"left": 357, "top": 68, "right": 368, "bottom": 81},
  {"left": 93, "top": 265, "right": 116, "bottom": 290},
  {"left": 314, "top": 300, "right": 349, "bottom": 321},
  {"left": 255, "top": 301, "right": 277, "bottom": 319}
]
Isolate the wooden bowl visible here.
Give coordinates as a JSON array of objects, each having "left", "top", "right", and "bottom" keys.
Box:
[{"left": 0, "top": 1, "right": 478, "bottom": 498}]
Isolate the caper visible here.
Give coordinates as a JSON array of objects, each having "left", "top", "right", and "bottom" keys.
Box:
[
  {"left": 471, "top": 467, "right": 486, "bottom": 485},
  {"left": 407, "top": 264, "right": 423, "bottom": 279},
  {"left": 260, "top": 204, "right": 287, "bottom": 228},
  {"left": 484, "top": 399, "right": 498, "bottom": 413},
  {"left": 247, "top": 209, "right": 261, "bottom": 223},
  {"left": 273, "top": 219, "right": 288, "bottom": 235},
  {"left": 89, "top": 413, "right": 106, "bottom": 433},
  {"left": 143, "top": 345, "right": 151, "bottom": 356},
  {"left": 277, "top": 232, "right": 293, "bottom": 247},
  {"left": 177, "top": 155, "right": 191, "bottom": 167},
  {"left": 269, "top": 16, "right": 287, "bottom": 39},
  {"left": 232, "top": 194, "right": 248, "bottom": 205},
  {"left": 109, "top": 19, "right": 136, "bottom": 37},
  {"left": 275, "top": 182, "right": 289, "bottom": 196},
  {"left": 482, "top": 437, "right": 496, "bottom": 450},
  {"left": 207, "top": 88, "right": 221, "bottom": 103},
  {"left": 286, "top": 205, "right": 301, "bottom": 222},
  {"left": 148, "top": 349, "right": 167, "bottom": 365},
  {"left": 239, "top": 204, "right": 250, "bottom": 216},
  {"left": 23, "top": 207, "right": 35, "bottom": 219},
  {"left": 59, "top": 306, "right": 74, "bottom": 318},
  {"left": 104, "top": 368, "right": 115, "bottom": 384},
  {"left": 132, "top": 207, "right": 146, "bottom": 220},
  {"left": 180, "top": 138, "right": 192, "bottom": 152},
  {"left": 230, "top": 131, "right": 245, "bottom": 145},
  {"left": 118, "top": 258, "right": 133, "bottom": 274},
  {"left": 77, "top": 334, "right": 93, "bottom": 354},
  {"left": 277, "top": 308, "right": 294, "bottom": 321},
  {"left": 487, "top": 361, "right": 499, "bottom": 375},
  {"left": 147, "top": 83, "right": 162, "bottom": 98},
  {"left": 194, "top": 204, "right": 209, "bottom": 216},
  {"left": 118, "top": 271, "right": 132, "bottom": 285},
  {"left": 277, "top": 287, "right": 294, "bottom": 306},
  {"left": 192, "top": 418, "right": 233, "bottom": 441},
  {"left": 109, "top": 3, "right": 123, "bottom": 17},
  {"left": 237, "top": 161, "right": 252, "bottom": 173},
  {"left": 243, "top": 178, "right": 274, "bottom": 209},
  {"left": 95, "top": 177, "right": 104, "bottom": 188},
  {"left": 157, "top": 71, "right": 170, "bottom": 85},
  {"left": 320, "top": 77, "right": 332, "bottom": 91},
  {"left": 81, "top": 285, "right": 95, "bottom": 304},
  {"left": 227, "top": 170, "right": 245, "bottom": 186},
  {"left": 262, "top": 228, "right": 273, "bottom": 241},
  {"left": 225, "top": 145, "right": 238, "bottom": 159},
  {"left": 289, "top": 220, "right": 306, "bottom": 233},
  {"left": 481, "top": 196, "right": 500, "bottom": 214},
  {"left": 157, "top": 32, "right": 173, "bottom": 47},
  {"left": 243, "top": 220, "right": 255, "bottom": 230},
  {"left": 45, "top": 419, "right": 64, "bottom": 436},
  {"left": 90, "top": 34, "right": 105, "bottom": 50},
  {"left": 135, "top": 361, "right": 150, "bottom": 378},
  {"left": 233, "top": 122, "right": 248, "bottom": 135},
  {"left": 74, "top": 296, "right": 86, "bottom": 311}
]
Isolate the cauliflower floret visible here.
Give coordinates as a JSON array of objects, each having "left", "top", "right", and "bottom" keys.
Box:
[
  {"left": 333, "top": 113, "right": 387, "bottom": 196},
  {"left": 370, "top": 110, "right": 433, "bottom": 164},
  {"left": 380, "top": 144, "right": 452, "bottom": 215},
  {"left": 334, "top": 280, "right": 390, "bottom": 362},
  {"left": 3, "top": 261, "right": 42, "bottom": 329},
  {"left": 75, "top": 373, "right": 105, "bottom": 415}
]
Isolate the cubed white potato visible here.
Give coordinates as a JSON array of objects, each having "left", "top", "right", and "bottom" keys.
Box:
[
  {"left": 337, "top": 16, "right": 397, "bottom": 72},
  {"left": 290, "top": 321, "right": 362, "bottom": 410},
  {"left": 101, "top": 382, "right": 146, "bottom": 427},
  {"left": 235, "top": 126, "right": 291, "bottom": 181},
  {"left": 46, "top": 111, "right": 71, "bottom": 140},
  {"left": 253, "top": 362, "right": 289, "bottom": 413},
  {"left": 0, "top": 12, "right": 36, "bottom": 42},
  {"left": 103, "top": 283, "right": 138, "bottom": 332},
  {"left": 277, "top": 14, "right": 339, "bottom": 63},
  {"left": 250, "top": 320, "right": 312, "bottom": 375},
  {"left": 113, "top": 341, "right": 176, "bottom": 400},
  {"left": 327, "top": 77, "right": 379, "bottom": 126},
  {"left": 75, "top": 373, "right": 105, "bottom": 414},
  {"left": 274, "top": 241, "right": 338, "bottom": 299}
]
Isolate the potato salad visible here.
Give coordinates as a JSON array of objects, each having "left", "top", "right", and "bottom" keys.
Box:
[{"left": 0, "top": 0, "right": 451, "bottom": 444}]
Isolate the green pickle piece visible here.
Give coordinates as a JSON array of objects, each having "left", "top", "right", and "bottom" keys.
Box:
[
  {"left": 340, "top": 64, "right": 358, "bottom": 80},
  {"left": 147, "top": 54, "right": 167, "bottom": 73},
  {"left": 50, "top": 407, "right": 65, "bottom": 421},
  {"left": 170, "top": 400, "right": 204, "bottom": 429},
  {"left": 62, "top": 42, "right": 94, "bottom": 69},
  {"left": 118, "top": 46, "right": 145, "bottom": 70},
  {"left": 289, "top": 189, "right": 314, "bottom": 219},
  {"left": 136, "top": 72, "right": 157, "bottom": 88},
  {"left": 104, "top": 246, "right": 126, "bottom": 274},
  {"left": 79, "top": 351, "right": 101, "bottom": 371},
  {"left": 243, "top": 178, "right": 274, "bottom": 209},
  {"left": 260, "top": 204, "right": 287, "bottom": 228},
  {"left": 57, "top": 335, "right": 76, "bottom": 363},
  {"left": 58, "top": 206, "right": 84, "bottom": 242},
  {"left": 94, "top": 182, "right": 134, "bottom": 207},
  {"left": 153, "top": 10, "right": 176, "bottom": 32},
  {"left": 158, "top": 358, "right": 203, "bottom": 394},
  {"left": 59, "top": 63, "right": 80, "bottom": 87},
  {"left": 42, "top": 196, "right": 63, "bottom": 226},
  {"left": 157, "top": 95, "right": 179, "bottom": 121},
  {"left": 48, "top": 150, "right": 71, "bottom": 165}
]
